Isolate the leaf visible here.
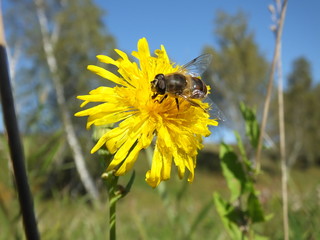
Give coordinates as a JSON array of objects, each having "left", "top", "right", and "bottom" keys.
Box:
[
  {"left": 239, "top": 102, "right": 260, "bottom": 149},
  {"left": 234, "top": 131, "right": 253, "bottom": 172},
  {"left": 219, "top": 143, "right": 248, "bottom": 201},
  {"left": 247, "top": 191, "right": 266, "bottom": 223},
  {"left": 124, "top": 170, "right": 135, "bottom": 197},
  {"left": 213, "top": 192, "right": 245, "bottom": 240}
]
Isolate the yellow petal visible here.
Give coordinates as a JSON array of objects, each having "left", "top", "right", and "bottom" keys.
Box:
[
  {"left": 87, "top": 111, "right": 134, "bottom": 128},
  {"left": 78, "top": 100, "right": 90, "bottom": 108},
  {"left": 160, "top": 149, "right": 172, "bottom": 181},
  {"left": 114, "top": 49, "right": 130, "bottom": 61},
  {"left": 107, "top": 137, "right": 137, "bottom": 171},
  {"left": 91, "top": 126, "right": 128, "bottom": 154},
  {"left": 139, "top": 120, "right": 156, "bottom": 148},
  {"left": 145, "top": 146, "right": 162, "bottom": 188},
  {"left": 87, "top": 65, "right": 130, "bottom": 87},
  {"left": 174, "top": 153, "right": 186, "bottom": 179},
  {"left": 106, "top": 116, "right": 147, "bottom": 171},
  {"left": 75, "top": 102, "right": 126, "bottom": 117},
  {"left": 97, "top": 55, "right": 119, "bottom": 67},
  {"left": 187, "top": 156, "right": 196, "bottom": 183},
  {"left": 76, "top": 87, "right": 119, "bottom": 104},
  {"left": 115, "top": 143, "right": 142, "bottom": 175}
]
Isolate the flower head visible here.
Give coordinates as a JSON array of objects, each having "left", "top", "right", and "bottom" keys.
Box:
[{"left": 75, "top": 38, "right": 219, "bottom": 187}]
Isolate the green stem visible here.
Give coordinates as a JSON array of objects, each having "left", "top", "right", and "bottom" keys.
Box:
[
  {"left": 109, "top": 195, "right": 117, "bottom": 240},
  {"left": 103, "top": 168, "right": 135, "bottom": 240},
  {"left": 106, "top": 173, "right": 120, "bottom": 240}
]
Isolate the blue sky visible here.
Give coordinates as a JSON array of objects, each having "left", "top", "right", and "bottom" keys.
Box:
[
  {"left": 1, "top": 0, "right": 319, "bottom": 135},
  {"left": 97, "top": 0, "right": 320, "bottom": 83},
  {"left": 95, "top": 0, "right": 319, "bottom": 143}
]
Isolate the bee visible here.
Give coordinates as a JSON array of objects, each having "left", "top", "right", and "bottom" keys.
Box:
[{"left": 151, "top": 53, "right": 213, "bottom": 111}]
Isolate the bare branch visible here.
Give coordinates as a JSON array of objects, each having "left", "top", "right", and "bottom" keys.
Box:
[
  {"left": 255, "top": 0, "right": 288, "bottom": 171},
  {"left": 258, "top": 0, "right": 289, "bottom": 239},
  {"left": 276, "top": 25, "right": 289, "bottom": 240}
]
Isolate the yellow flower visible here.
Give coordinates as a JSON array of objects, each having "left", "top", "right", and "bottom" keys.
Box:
[{"left": 75, "top": 38, "right": 219, "bottom": 188}]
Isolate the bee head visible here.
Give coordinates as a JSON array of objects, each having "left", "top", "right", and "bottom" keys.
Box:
[{"left": 151, "top": 74, "right": 166, "bottom": 94}]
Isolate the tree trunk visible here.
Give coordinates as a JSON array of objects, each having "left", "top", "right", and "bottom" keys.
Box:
[{"left": 34, "top": 0, "right": 99, "bottom": 201}]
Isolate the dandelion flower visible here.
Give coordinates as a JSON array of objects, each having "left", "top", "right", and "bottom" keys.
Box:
[{"left": 75, "top": 38, "right": 219, "bottom": 188}]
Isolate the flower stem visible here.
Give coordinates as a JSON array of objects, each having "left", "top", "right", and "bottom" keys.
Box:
[
  {"left": 109, "top": 195, "right": 117, "bottom": 240},
  {"left": 102, "top": 166, "right": 135, "bottom": 239},
  {"left": 106, "top": 173, "right": 120, "bottom": 240}
]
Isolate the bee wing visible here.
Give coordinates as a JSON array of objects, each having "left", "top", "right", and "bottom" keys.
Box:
[
  {"left": 181, "top": 94, "right": 226, "bottom": 121},
  {"left": 180, "top": 53, "right": 213, "bottom": 77},
  {"left": 204, "top": 97, "right": 227, "bottom": 122}
]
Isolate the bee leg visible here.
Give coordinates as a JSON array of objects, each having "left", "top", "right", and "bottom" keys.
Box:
[
  {"left": 154, "top": 94, "right": 168, "bottom": 104},
  {"left": 181, "top": 95, "right": 207, "bottom": 113},
  {"left": 159, "top": 94, "right": 168, "bottom": 103},
  {"left": 188, "top": 99, "right": 207, "bottom": 113},
  {"left": 152, "top": 93, "right": 158, "bottom": 99},
  {"left": 175, "top": 97, "right": 180, "bottom": 110},
  {"left": 187, "top": 99, "right": 200, "bottom": 108}
]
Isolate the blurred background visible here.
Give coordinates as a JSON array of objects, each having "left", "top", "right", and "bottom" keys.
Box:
[{"left": 1, "top": 0, "right": 320, "bottom": 239}]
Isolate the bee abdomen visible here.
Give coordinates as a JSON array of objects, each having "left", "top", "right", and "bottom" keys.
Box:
[
  {"left": 191, "top": 77, "right": 207, "bottom": 99},
  {"left": 166, "top": 73, "right": 187, "bottom": 95}
]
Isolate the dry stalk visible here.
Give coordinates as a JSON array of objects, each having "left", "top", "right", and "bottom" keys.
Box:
[{"left": 257, "top": 0, "right": 289, "bottom": 239}]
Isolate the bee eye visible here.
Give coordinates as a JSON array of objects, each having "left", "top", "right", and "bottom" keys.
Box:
[{"left": 155, "top": 74, "right": 165, "bottom": 80}]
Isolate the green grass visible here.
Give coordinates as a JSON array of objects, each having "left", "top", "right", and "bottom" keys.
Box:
[{"left": 1, "top": 139, "right": 320, "bottom": 240}]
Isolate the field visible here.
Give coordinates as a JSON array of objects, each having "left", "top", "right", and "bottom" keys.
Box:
[{"left": 1, "top": 141, "right": 320, "bottom": 240}]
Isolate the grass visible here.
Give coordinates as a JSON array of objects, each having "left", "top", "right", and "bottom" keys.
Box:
[{"left": 1, "top": 140, "right": 320, "bottom": 240}]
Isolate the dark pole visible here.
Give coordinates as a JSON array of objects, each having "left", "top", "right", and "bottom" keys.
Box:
[{"left": 0, "top": 9, "right": 40, "bottom": 240}]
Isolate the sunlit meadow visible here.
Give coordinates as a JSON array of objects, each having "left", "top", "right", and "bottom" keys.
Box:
[{"left": 1, "top": 0, "right": 320, "bottom": 240}]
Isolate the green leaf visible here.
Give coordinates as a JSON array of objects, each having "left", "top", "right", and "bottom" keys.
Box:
[
  {"left": 247, "top": 191, "right": 266, "bottom": 223},
  {"left": 234, "top": 131, "right": 253, "bottom": 172},
  {"left": 219, "top": 143, "right": 247, "bottom": 201},
  {"left": 213, "top": 192, "right": 245, "bottom": 240},
  {"left": 234, "top": 131, "right": 248, "bottom": 162},
  {"left": 239, "top": 102, "right": 260, "bottom": 149},
  {"left": 124, "top": 170, "right": 135, "bottom": 197}
]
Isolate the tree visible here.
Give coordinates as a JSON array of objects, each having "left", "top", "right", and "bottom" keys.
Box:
[
  {"left": 4, "top": 0, "right": 116, "bottom": 200},
  {"left": 287, "top": 57, "right": 312, "bottom": 90},
  {"left": 204, "top": 11, "right": 269, "bottom": 134},
  {"left": 284, "top": 57, "right": 318, "bottom": 167}
]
